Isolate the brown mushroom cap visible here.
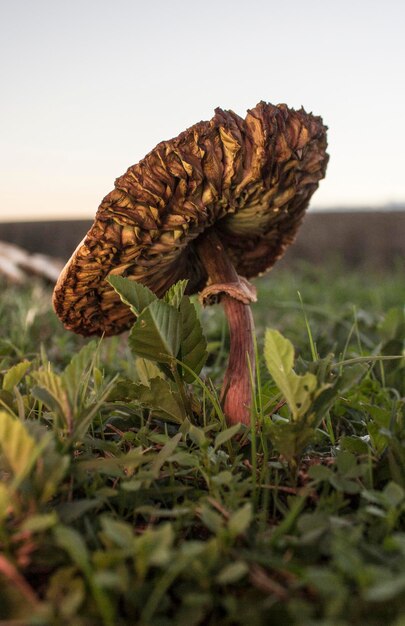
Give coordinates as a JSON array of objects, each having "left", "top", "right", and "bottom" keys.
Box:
[{"left": 53, "top": 101, "right": 328, "bottom": 336}]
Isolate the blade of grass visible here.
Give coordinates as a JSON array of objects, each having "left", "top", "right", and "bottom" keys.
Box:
[{"left": 298, "top": 291, "right": 318, "bottom": 361}]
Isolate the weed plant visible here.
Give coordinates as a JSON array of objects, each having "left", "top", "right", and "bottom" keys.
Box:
[{"left": 0, "top": 261, "right": 404, "bottom": 625}]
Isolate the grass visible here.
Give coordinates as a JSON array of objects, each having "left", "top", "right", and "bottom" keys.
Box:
[{"left": 0, "top": 259, "right": 404, "bottom": 626}]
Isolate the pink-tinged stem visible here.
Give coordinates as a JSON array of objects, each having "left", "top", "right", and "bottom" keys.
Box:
[{"left": 196, "top": 230, "right": 255, "bottom": 426}]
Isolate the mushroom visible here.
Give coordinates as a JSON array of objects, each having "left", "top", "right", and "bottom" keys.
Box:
[{"left": 53, "top": 101, "right": 328, "bottom": 425}]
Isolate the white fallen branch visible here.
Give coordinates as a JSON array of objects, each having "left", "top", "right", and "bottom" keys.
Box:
[{"left": 0, "top": 241, "right": 64, "bottom": 284}]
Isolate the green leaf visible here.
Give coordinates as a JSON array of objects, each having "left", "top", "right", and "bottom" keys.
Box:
[
  {"left": 178, "top": 297, "right": 207, "bottom": 382},
  {"left": 111, "top": 376, "right": 185, "bottom": 423},
  {"left": 134, "top": 377, "right": 186, "bottom": 424},
  {"left": 0, "top": 483, "right": 10, "bottom": 521},
  {"left": 188, "top": 424, "right": 208, "bottom": 448},
  {"left": 47, "top": 568, "right": 85, "bottom": 618},
  {"left": 57, "top": 499, "right": 101, "bottom": 523},
  {"left": 134, "top": 505, "right": 191, "bottom": 518},
  {"left": 383, "top": 481, "right": 404, "bottom": 508},
  {"left": 62, "top": 340, "right": 98, "bottom": 411},
  {"left": 21, "top": 512, "right": 58, "bottom": 533},
  {"left": 336, "top": 450, "right": 357, "bottom": 476},
  {"left": 152, "top": 432, "right": 182, "bottom": 478},
  {"left": 100, "top": 516, "right": 135, "bottom": 549},
  {"left": 2, "top": 360, "right": 31, "bottom": 392},
  {"left": 0, "top": 410, "right": 39, "bottom": 482},
  {"left": 363, "top": 575, "right": 405, "bottom": 602},
  {"left": 134, "top": 523, "right": 174, "bottom": 568},
  {"left": 264, "top": 329, "right": 318, "bottom": 419},
  {"left": 216, "top": 561, "right": 249, "bottom": 584},
  {"left": 72, "top": 376, "right": 118, "bottom": 441},
  {"left": 164, "top": 280, "right": 188, "bottom": 309},
  {"left": 212, "top": 470, "right": 233, "bottom": 485},
  {"left": 200, "top": 505, "right": 223, "bottom": 533},
  {"left": 308, "top": 464, "right": 334, "bottom": 481},
  {"left": 21, "top": 421, "right": 70, "bottom": 502},
  {"left": 310, "top": 364, "right": 364, "bottom": 426},
  {"left": 108, "top": 274, "right": 157, "bottom": 316},
  {"left": 265, "top": 419, "right": 315, "bottom": 462},
  {"left": 135, "top": 357, "right": 163, "bottom": 385},
  {"left": 32, "top": 368, "right": 70, "bottom": 422},
  {"left": 214, "top": 423, "right": 241, "bottom": 450},
  {"left": 329, "top": 475, "right": 360, "bottom": 494},
  {"left": 228, "top": 503, "right": 252, "bottom": 536},
  {"left": 340, "top": 435, "right": 370, "bottom": 454},
  {"left": 54, "top": 526, "right": 90, "bottom": 573},
  {"left": 378, "top": 307, "right": 405, "bottom": 342},
  {"left": 129, "top": 300, "right": 181, "bottom": 365},
  {"left": 54, "top": 526, "right": 115, "bottom": 624}
]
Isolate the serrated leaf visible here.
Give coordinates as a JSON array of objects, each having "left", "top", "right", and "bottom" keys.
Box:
[
  {"left": 108, "top": 274, "right": 157, "bottom": 316},
  {"left": 129, "top": 300, "right": 181, "bottom": 365},
  {"left": 2, "top": 361, "right": 31, "bottom": 392},
  {"left": 72, "top": 376, "right": 118, "bottom": 441},
  {"left": 214, "top": 423, "right": 241, "bottom": 450},
  {"left": 62, "top": 340, "right": 98, "bottom": 411},
  {"left": 164, "top": 280, "right": 188, "bottom": 309},
  {"left": 105, "top": 378, "right": 140, "bottom": 402},
  {"left": 32, "top": 368, "right": 70, "bottom": 421},
  {"left": 178, "top": 297, "right": 207, "bottom": 382},
  {"left": 17, "top": 420, "right": 70, "bottom": 502},
  {"left": 134, "top": 377, "right": 186, "bottom": 423},
  {"left": 0, "top": 410, "right": 38, "bottom": 482},
  {"left": 264, "top": 329, "right": 318, "bottom": 420}
]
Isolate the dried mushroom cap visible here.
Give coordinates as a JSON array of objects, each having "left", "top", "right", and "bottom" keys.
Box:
[{"left": 53, "top": 101, "right": 328, "bottom": 336}]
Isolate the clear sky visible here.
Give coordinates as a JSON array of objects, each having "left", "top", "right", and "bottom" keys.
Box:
[{"left": 1, "top": 0, "right": 404, "bottom": 221}]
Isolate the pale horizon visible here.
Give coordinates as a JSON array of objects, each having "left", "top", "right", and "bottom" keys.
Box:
[{"left": 1, "top": 0, "right": 404, "bottom": 223}]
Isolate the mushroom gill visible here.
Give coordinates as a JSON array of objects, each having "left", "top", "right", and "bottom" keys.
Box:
[{"left": 53, "top": 101, "right": 328, "bottom": 424}]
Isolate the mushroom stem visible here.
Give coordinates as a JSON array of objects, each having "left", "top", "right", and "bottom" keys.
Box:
[{"left": 195, "top": 230, "right": 255, "bottom": 426}]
